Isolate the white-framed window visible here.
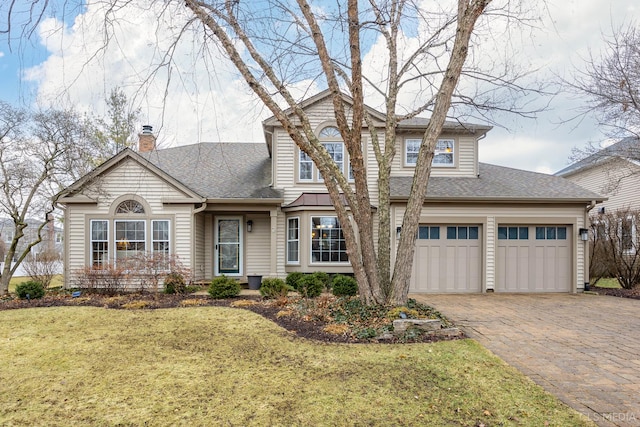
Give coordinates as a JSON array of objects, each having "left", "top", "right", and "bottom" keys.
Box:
[
  {"left": 152, "top": 220, "right": 170, "bottom": 256},
  {"left": 405, "top": 139, "right": 420, "bottom": 166},
  {"left": 318, "top": 142, "right": 344, "bottom": 181},
  {"left": 90, "top": 220, "right": 109, "bottom": 267},
  {"left": 535, "top": 226, "right": 567, "bottom": 240},
  {"left": 299, "top": 150, "right": 313, "bottom": 181},
  {"left": 115, "top": 220, "right": 146, "bottom": 264},
  {"left": 405, "top": 138, "right": 455, "bottom": 167},
  {"left": 620, "top": 217, "right": 635, "bottom": 253},
  {"left": 434, "top": 139, "right": 454, "bottom": 166},
  {"left": 310, "top": 216, "right": 348, "bottom": 263},
  {"left": 298, "top": 125, "right": 352, "bottom": 183},
  {"left": 287, "top": 217, "right": 300, "bottom": 264}
]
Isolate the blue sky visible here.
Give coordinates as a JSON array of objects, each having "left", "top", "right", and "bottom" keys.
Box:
[{"left": 0, "top": 0, "right": 638, "bottom": 173}]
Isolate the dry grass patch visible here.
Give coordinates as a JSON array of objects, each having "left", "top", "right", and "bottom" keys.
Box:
[
  {"left": 178, "top": 298, "right": 209, "bottom": 307},
  {"left": 229, "top": 299, "right": 258, "bottom": 308},
  {"left": 323, "top": 323, "right": 349, "bottom": 335},
  {"left": 0, "top": 307, "right": 594, "bottom": 426}
]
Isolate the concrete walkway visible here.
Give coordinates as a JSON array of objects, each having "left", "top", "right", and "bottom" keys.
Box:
[{"left": 410, "top": 293, "right": 640, "bottom": 427}]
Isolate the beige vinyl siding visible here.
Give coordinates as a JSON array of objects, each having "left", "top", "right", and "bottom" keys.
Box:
[
  {"left": 64, "top": 158, "right": 196, "bottom": 285},
  {"left": 565, "top": 159, "right": 640, "bottom": 212},
  {"left": 393, "top": 133, "right": 478, "bottom": 178},
  {"left": 245, "top": 214, "right": 270, "bottom": 276},
  {"left": 393, "top": 203, "right": 587, "bottom": 292}
]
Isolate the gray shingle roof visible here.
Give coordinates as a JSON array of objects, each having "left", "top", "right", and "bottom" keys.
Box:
[
  {"left": 390, "top": 163, "right": 605, "bottom": 201},
  {"left": 139, "top": 143, "right": 282, "bottom": 200},
  {"left": 555, "top": 137, "right": 640, "bottom": 177}
]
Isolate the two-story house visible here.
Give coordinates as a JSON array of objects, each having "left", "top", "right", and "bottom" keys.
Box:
[{"left": 57, "top": 91, "right": 603, "bottom": 293}]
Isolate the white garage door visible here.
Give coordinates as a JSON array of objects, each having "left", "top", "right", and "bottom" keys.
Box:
[
  {"left": 496, "top": 225, "right": 572, "bottom": 292},
  {"left": 410, "top": 225, "right": 482, "bottom": 293}
]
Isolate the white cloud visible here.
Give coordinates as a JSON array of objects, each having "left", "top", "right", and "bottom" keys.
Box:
[
  {"left": 0, "top": 51, "right": 5, "bottom": 58},
  {"left": 24, "top": 0, "right": 635, "bottom": 173},
  {"left": 25, "top": 0, "right": 268, "bottom": 147}
]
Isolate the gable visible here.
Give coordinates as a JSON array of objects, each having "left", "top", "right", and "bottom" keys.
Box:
[{"left": 60, "top": 157, "right": 200, "bottom": 212}]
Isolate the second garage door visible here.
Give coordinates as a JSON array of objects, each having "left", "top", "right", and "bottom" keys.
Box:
[
  {"left": 411, "top": 225, "right": 482, "bottom": 293},
  {"left": 496, "top": 225, "right": 572, "bottom": 292}
]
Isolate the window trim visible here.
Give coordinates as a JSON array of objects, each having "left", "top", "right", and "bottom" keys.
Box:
[{"left": 287, "top": 217, "right": 300, "bottom": 265}]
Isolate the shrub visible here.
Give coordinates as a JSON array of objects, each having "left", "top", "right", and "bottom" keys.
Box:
[
  {"left": 15, "top": 281, "right": 46, "bottom": 299},
  {"left": 286, "top": 272, "right": 305, "bottom": 291},
  {"left": 164, "top": 272, "right": 187, "bottom": 294},
  {"left": 297, "top": 274, "right": 323, "bottom": 298},
  {"left": 259, "top": 277, "right": 292, "bottom": 299},
  {"left": 208, "top": 275, "right": 240, "bottom": 299},
  {"left": 331, "top": 274, "right": 358, "bottom": 296},
  {"left": 311, "top": 271, "right": 331, "bottom": 291},
  {"left": 387, "top": 306, "right": 419, "bottom": 319}
]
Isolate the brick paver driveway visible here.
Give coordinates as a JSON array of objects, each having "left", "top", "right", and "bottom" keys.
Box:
[{"left": 411, "top": 293, "right": 640, "bottom": 427}]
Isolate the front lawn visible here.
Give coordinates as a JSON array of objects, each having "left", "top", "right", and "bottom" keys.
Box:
[{"left": 0, "top": 306, "right": 592, "bottom": 426}]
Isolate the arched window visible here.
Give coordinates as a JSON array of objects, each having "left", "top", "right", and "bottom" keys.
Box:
[
  {"left": 319, "top": 126, "right": 341, "bottom": 138},
  {"left": 116, "top": 200, "right": 145, "bottom": 214}
]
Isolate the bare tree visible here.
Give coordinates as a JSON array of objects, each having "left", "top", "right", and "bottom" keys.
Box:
[
  {"left": 0, "top": 102, "right": 91, "bottom": 294},
  {"left": 3, "top": 0, "right": 542, "bottom": 304},
  {"left": 568, "top": 22, "right": 640, "bottom": 144}
]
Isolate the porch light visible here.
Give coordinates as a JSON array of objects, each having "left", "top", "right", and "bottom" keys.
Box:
[
  {"left": 247, "top": 220, "right": 253, "bottom": 232},
  {"left": 396, "top": 226, "right": 402, "bottom": 239},
  {"left": 579, "top": 228, "right": 589, "bottom": 241}
]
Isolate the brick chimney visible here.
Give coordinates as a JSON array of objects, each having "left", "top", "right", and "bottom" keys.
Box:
[{"left": 138, "top": 125, "right": 156, "bottom": 152}]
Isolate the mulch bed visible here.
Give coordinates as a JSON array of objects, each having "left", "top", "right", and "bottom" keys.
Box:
[
  {"left": 590, "top": 286, "right": 640, "bottom": 300},
  {"left": 0, "top": 292, "right": 460, "bottom": 344}
]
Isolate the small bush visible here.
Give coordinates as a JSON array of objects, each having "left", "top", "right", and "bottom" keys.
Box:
[
  {"left": 15, "top": 281, "right": 46, "bottom": 299},
  {"left": 331, "top": 275, "right": 358, "bottom": 296},
  {"left": 260, "top": 277, "right": 292, "bottom": 299},
  {"left": 208, "top": 275, "right": 241, "bottom": 299},
  {"left": 298, "top": 274, "right": 323, "bottom": 298},
  {"left": 164, "top": 272, "right": 187, "bottom": 294},
  {"left": 311, "top": 271, "right": 331, "bottom": 291},
  {"left": 286, "top": 272, "right": 305, "bottom": 291}
]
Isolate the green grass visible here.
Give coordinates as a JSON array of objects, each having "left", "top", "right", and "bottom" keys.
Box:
[
  {"left": 592, "top": 277, "right": 622, "bottom": 288},
  {"left": 0, "top": 307, "right": 593, "bottom": 426}
]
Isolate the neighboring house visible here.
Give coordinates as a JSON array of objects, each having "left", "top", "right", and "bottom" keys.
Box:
[
  {"left": 555, "top": 137, "right": 640, "bottom": 213},
  {"left": 57, "top": 91, "right": 604, "bottom": 293},
  {"left": 556, "top": 137, "right": 639, "bottom": 255},
  {"left": 0, "top": 216, "right": 63, "bottom": 262}
]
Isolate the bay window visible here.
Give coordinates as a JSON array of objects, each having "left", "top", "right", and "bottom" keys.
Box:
[
  {"left": 311, "top": 216, "right": 348, "bottom": 263},
  {"left": 287, "top": 217, "right": 300, "bottom": 264}
]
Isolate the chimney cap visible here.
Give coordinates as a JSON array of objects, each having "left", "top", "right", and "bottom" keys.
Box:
[{"left": 142, "top": 125, "right": 153, "bottom": 135}]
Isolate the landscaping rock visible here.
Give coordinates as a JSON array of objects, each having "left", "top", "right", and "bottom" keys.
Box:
[{"left": 393, "top": 318, "right": 442, "bottom": 334}]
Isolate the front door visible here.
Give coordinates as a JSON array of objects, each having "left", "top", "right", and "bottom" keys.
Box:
[{"left": 215, "top": 216, "right": 243, "bottom": 276}]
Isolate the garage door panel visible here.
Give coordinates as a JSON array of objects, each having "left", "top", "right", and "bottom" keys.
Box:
[
  {"left": 497, "top": 225, "right": 571, "bottom": 293},
  {"left": 410, "top": 225, "right": 482, "bottom": 293}
]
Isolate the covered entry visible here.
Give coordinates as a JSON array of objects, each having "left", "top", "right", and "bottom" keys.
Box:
[
  {"left": 410, "top": 225, "right": 482, "bottom": 293},
  {"left": 496, "top": 225, "right": 572, "bottom": 292}
]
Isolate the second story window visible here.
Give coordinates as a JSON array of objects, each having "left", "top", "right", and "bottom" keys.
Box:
[
  {"left": 299, "top": 126, "right": 352, "bottom": 183},
  {"left": 405, "top": 138, "right": 455, "bottom": 167}
]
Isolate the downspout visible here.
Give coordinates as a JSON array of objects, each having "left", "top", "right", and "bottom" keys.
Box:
[
  {"left": 193, "top": 200, "right": 208, "bottom": 281},
  {"left": 583, "top": 200, "right": 597, "bottom": 292}
]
